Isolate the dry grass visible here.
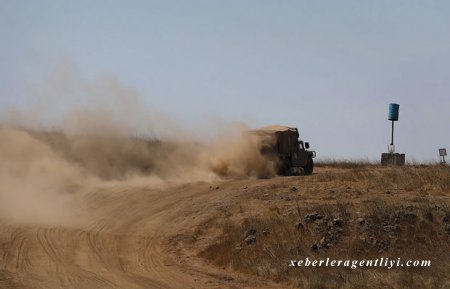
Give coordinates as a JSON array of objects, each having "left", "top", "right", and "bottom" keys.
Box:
[
  {"left": 199, "top": 164, "right": 450, "bottom": 289},
  {"left": 315, "top": 158, "right": 376, "bottom": 169}
]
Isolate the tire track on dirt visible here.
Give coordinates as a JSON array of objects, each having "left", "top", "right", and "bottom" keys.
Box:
[{"left": 0, "top": 180, "right": 281, "bottom": 289}]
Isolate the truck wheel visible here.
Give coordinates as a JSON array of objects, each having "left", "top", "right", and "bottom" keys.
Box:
[{"left": 303, "top": 158, "right": 314, "bottom": 175}]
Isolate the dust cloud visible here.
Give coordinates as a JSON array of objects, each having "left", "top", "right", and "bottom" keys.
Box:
[
  {"left": 0, "top": 127, "right": 86, "bottom": 225},
  {"left": 0, "top": 64, "right": 276, "bottom": 225}
]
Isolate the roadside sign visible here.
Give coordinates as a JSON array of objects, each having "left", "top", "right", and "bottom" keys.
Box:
[{"left": 439, "top": 148, "right": 447, "bottom": 165}]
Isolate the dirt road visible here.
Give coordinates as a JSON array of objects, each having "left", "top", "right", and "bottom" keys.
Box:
[{"left": 0, "top": 176, "right": 279, "bottom": 289}]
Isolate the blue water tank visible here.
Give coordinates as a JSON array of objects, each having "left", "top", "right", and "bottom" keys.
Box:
[{"left": 388, "top": 103, "right": 399, "bottom": 121}]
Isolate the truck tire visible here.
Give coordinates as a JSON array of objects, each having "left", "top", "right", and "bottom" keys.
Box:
[{"left": 303, "top": 158, "right": 314, "bottom": 175}]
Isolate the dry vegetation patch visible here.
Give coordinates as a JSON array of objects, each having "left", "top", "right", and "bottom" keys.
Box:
[{"left": 199, "top": 165, "right": 450, "bottom": 289}]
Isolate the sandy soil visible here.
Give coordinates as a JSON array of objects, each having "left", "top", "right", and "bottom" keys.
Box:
[
  {"left": 0, "top": 176, "right": 279, "bottom": 289},
  {"left": 1, "top": 165, "right": 449, "bottom": 289}
]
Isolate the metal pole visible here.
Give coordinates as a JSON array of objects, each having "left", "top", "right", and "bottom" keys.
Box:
[{"left": 391, "top": 121, "right": 394, "bottom": 146}]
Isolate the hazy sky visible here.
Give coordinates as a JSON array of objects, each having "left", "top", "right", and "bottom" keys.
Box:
[{"left": 1, "top": 0, "right": 449, "bottom": 161}]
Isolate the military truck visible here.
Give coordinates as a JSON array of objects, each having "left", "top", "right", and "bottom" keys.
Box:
[{"left": 250, "top": 125, "right": 316, "bottom": 175}]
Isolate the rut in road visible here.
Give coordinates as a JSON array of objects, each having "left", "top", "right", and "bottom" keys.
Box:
[{"left": 0, "top": 181, "right": 276, "bottom": 289}]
